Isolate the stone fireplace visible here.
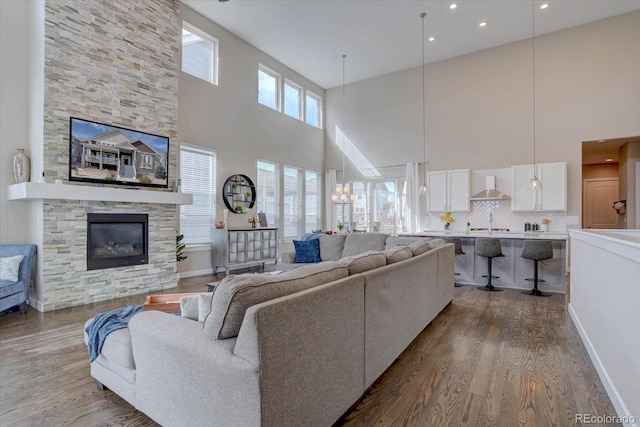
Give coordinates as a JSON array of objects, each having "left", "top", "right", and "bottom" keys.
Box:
[{"left": 27, "top": 0, "right": 182, "bottom": 311}]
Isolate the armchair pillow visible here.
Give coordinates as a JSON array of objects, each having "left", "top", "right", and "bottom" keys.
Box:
[
  {"left": 0, "top": 255, "right": 24, "bottom": 282},
  {"left": 293, "top": 239, "right": 321, "bottom": 263}
]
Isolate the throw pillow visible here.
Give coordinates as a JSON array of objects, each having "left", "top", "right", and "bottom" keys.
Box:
[
  {"left": 0, "top": 255, "right": 24, "bottom": 282},
  {"left": 293, "top": 239, "right": 321, "bottom": 263}
]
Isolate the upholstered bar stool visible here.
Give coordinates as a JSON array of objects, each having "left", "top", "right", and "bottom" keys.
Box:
[
  {"left": 475, "top": 237, "right": 504, "bottom": 292},
  {"left": 443, "top": 237, "right": 465, "bottom": 287},
  {"left": 521, "top": 239, "right": 553, "bottom": 297}
]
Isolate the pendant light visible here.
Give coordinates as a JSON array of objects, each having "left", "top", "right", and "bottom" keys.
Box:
[
  {"left": 527, "top": 1, "right": 542, "bottom": 192},
  {"left": 332, "top": 54, "right": 356, "bottom": 204},
  {"left": 418, "top": 12, "right": 428, "bottom": 195}
]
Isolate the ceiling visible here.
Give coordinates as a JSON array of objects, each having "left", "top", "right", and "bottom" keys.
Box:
[
  {"left": 582, "top": 137, "right": 640, "bottom": 166},
  {"left": 182, "top": 0, "right": 640, "bottom": 89}
]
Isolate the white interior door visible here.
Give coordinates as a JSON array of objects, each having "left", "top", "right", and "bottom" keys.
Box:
[{"left": 583, "top": 178, "right": 619, "bottom": 229}]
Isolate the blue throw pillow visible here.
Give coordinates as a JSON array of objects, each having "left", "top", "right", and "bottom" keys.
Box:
[{"left": 293, "top": 239, "right": 321, "bottom": 263}]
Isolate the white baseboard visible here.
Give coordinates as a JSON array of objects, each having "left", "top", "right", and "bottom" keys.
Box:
[
  {"left": 568, "top": 303, "right": 637, "bottom": 427},
  {"left": 178, "top": 267, "right": 215, "bottom": 278}
]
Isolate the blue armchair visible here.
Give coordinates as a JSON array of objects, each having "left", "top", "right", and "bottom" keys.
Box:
[{"left": 0, "top": 245, "right": 37, "bottom": 313}]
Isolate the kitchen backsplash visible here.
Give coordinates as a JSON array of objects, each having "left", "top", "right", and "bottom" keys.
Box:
[{"left": 425, "top": 199, "right": 568, "bottom": 233}]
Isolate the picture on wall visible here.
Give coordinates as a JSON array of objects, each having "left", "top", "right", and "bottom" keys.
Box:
[{"left": 69, "top": 117, "right": 169, "bottom": 188}]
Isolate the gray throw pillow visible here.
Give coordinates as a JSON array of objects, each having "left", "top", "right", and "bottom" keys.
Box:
[{"left": 319, "top": 234, "right": 346, "bottom": 261}]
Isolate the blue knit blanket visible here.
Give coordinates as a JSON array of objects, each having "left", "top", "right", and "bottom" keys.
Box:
[{"left": 85, "top": 305, "right": 142, "bottom": 363}]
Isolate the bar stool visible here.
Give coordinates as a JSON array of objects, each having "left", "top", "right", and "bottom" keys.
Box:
[
  {"left": 521, "top": 240, "right": 553, "bottom": 297},
  {"left": 443, "top": 237, "right": 465, "bottom": 287},
  {"left": 475, "top": 237, "right": 504, "bottom": 292}
]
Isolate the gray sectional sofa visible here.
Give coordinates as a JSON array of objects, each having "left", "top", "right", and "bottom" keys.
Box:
[{"left": 85, "top": 233, "right": 454, "bottom": 426}]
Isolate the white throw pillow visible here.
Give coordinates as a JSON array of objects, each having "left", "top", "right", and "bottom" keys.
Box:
[{"left": 0, "top": 255, "right": 24, "bottom": 282}]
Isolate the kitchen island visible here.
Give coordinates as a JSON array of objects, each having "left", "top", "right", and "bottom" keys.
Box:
[{"left": 404, "top": 231, "right": 568, "bottom": 292}]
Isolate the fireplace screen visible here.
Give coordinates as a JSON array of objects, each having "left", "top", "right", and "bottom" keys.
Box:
[{"left": 87, "top": 213, "right": 148, "bottom": 270}]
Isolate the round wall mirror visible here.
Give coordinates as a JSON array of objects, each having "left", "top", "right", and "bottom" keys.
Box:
[{"left": 222, "top": 174, "right": 256, "bottom": 214}]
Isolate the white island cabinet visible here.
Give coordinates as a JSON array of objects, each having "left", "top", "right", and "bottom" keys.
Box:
[
  {"left": 427, "top": 169, "right": 470, "bottom": 212},
  {"left": 511, "top": 162, "right": 567, "bottom": 212}
]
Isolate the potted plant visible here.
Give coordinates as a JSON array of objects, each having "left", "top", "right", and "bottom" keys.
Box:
[{"left": 176, "top": 234, "right": 187, "bottom": 262}]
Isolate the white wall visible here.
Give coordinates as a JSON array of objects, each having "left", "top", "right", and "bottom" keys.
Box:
[
  {"left": 325, "top": 11, "right": 640, "bottom": 223},
  {"left": 0, "top": 1, "right": 44, "bottom": 245},
  {"left": 177, "top": 5, "right": 326, "bottom": 275}
]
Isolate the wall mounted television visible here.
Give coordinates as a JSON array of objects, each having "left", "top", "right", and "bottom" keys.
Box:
[{"left": 69, "top": 117, "right": 169, "bottom": 188}]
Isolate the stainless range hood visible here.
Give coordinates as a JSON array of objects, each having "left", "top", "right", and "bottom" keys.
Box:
[{"left": 470, "top": 176, "right": 510, "bottom": 201}]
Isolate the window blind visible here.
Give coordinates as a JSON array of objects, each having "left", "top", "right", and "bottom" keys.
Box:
[{"left": 180, "top": 144, "right": 216, "bottom": 245}]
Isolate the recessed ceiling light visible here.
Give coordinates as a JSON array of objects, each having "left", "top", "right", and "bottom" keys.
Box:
[
  {"left": 540, "top": 3, "right": 549, "bottom": 10},
  {"left": 428, "top": 36, "right": 435, "bottom": 42},
  {"left": 605, "top": 158, "right": 614, "bottom": 162},
  {"left": 479, "top": 22, "right": 487, "bottom": 27},
  {"left": 449, "top": 3, "right": 457, "bottom": 9},
  {"left": 597, "top": 139, "right": 606, "bottom": 142}
]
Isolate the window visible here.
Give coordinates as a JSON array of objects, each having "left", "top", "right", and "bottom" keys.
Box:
[
  {"left": 180, "top": 144, "right": 216, "bottom": 245},
  {"left": 283, "top": 166, "right": 302, "bottom": 239},
  {"left": 257, "top": 160, "right": 279, "bottom": 229},
  {"left": 182, "top": 23, "right": 218, "bottom": 85},
  {"left": 334, "top": 179, "right": 407, "bottom": 234},
  {"left": 305, "top": 170, "right": 322, "bottom": 233},
  {"left": 305, "top": 90, "right": 322, "bottom": 128},
  {"left": 284, "top": 79, "right": 302, "bottom": 120},
  {"left": 258, "top": 65, "right": 280, "bottom": 110},
  {"left": 141, "top": 154, "right": 152, "bottom": 169}
]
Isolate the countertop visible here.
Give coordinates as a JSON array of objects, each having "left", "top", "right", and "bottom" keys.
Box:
[{"left": 403, "top": 230, "right": 569, "bottom": 241}]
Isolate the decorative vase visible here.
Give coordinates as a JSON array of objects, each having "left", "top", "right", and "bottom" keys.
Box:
[
  {"left": 444, "top": 223, "right": 450, "bottom": 230},
  {"left": 13, "top": 149, "right": 31, "bottom": 183}
]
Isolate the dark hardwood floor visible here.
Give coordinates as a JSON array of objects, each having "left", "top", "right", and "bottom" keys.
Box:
[{"left": 0, "top": 275, "right": 618, "bottom": 426}]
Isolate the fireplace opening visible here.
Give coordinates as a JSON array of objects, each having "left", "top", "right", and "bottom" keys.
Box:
[{"left": 87, "top": 213, "right": 148, "bottom": 270}]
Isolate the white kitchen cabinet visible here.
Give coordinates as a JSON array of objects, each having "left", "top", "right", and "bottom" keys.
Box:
[
  {"left": 427, "top": 169, "right": 470, "bottom": 212},
  {"left": 511, "top": 162, "right": 567, "bottom": 212}
]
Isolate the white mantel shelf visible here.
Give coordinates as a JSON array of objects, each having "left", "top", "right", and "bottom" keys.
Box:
[{"left": 7, "top": 182, "right": 193, "bottom": 205}]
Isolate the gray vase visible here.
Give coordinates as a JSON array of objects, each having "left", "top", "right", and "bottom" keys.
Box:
[{"left": 13, "top": 149, "right": 31, "bottom": 183}]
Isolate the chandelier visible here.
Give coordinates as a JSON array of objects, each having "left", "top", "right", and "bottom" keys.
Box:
[{"left": 332, "top": 54, "right": 356, "bottom": 204}]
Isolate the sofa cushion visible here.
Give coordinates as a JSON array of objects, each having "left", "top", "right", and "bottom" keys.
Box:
[
  {"left": 429, "top": 238, "right": 446, "bottom": 248},
  {"left": 383, "top": 246, "right": 413, "bottom": 264},
  {"left": 83, "top": 318, "right": 134, "bottom": 369},
  {"left": 409, "top": 239, "right": 432, "bottom": 256},
  {"left": 318, "top": 235, "right": 346, "bottom": 261},
  {"left": 293, "top": 239, "right": 321, "bottom": 263},
  {"left": 341, "top": 233, "right": 388, "bottom": 258},
  {"left": 203, "top": 261, "right": 348, "bottom": 339},
  {"left": 339, "top": 250, "right": 387, "bottom": 275},
  {"left": 0, "top": 255, "right": 23, "bottom": 282},
  {"left": 385, "top": 236, "right": 432, "bottom": 250}
]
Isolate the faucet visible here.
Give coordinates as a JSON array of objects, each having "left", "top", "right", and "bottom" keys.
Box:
[{"left": 489, "top": 210, "right": 493, "bottom": 235}]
